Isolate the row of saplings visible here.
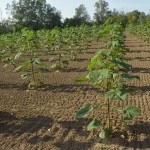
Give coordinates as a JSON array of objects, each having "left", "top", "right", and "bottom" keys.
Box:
[
  {"left": 75, "top": 23, "right": 141, "bottom": 139},
  {"left": 127, "top": 23, "right": 150, "bottom": 45},
  {"left": 0, "top": 25, "right": 102, "bottom": 89}
]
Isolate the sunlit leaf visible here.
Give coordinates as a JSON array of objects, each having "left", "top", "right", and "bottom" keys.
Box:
[
  {"left": 87, "top": 119, "right": 101, "bottom": 131},
  {"left": 121, "top": 117, "right": 133, "bottom": 123},
  {"left": 34, "top": 58, "right": 41, "bottom": 64},
  {"left": 75, "top": 103, "right": 93, "bottom": 118},
  {"left": 14, "top": 52, "right": 22, "bottom": 60},
  {"left": 122, "top": 106, "right": 141, "bottom": 116},
  {"left": 51, "top": 63, "right": 61, "bottom": 70}
]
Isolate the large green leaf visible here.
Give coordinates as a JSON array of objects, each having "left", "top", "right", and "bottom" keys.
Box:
[
  {"left": 87, "top": 119, "right": 101, "bottom": 131},
  {"left": 100, "top": 69, "right": 110, "bottom": 77},
  {"left": 122, "top": 106, "right": 141, "bottom": 116},
  {"left": 87, "top": 69, "right": 110, "bottom": 85},
  {"left": 105, "top": 90, "right": 116, "bottom": 99},
  {"left": 105, "top": 88, "right": 128, "bottom": 101},
  {"left": 75, "top": 103, "right": 93, "bottom": 118},
  {"left": 121, "top": 117, "right": 133, "bottom": 123},
  {"left": 87, "top": 50, "right": 106, "bottom": 71},
  {"left": 116, "top": 89, "right": 128, "bottom": 101},
  {"left": 86, "top": 70, "right": 102, "bottom": 84},
  {"left": 34, "top": 58, "right": 41, "bottom": 64}
]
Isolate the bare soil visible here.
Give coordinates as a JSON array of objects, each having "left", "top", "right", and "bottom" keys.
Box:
[{"left": 0, "top": 34, "right": 149, "bottom": 150}]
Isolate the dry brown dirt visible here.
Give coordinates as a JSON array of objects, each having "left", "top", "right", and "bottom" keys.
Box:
[{"left": 0, "top": 34, "right": 149, "bottom": 150}]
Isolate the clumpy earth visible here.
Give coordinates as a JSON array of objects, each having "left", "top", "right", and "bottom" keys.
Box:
[{"left": 0, "top": 34, "right": 149, "bottom": 150}]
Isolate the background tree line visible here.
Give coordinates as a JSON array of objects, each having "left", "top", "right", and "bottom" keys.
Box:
[{"left": 0, "top": 0, "right": 149, "bottom": 34}]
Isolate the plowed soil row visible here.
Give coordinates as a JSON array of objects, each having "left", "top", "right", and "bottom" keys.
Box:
[{"left": 0, "top": 34, "right": 149, "bottom": 150}]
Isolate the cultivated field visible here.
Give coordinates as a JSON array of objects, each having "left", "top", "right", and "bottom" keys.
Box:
[{"left": 0, "top": 34, "right": 149, "bottom": 150}]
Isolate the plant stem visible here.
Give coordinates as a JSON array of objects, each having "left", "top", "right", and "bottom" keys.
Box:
[
  {"left": 106, "top": 81, "right": 111, "bottom": 129},
  {"left": 31, "top": 62, "right": 35, "bottom": 83},
  {"left": 107, "top": 98, "right": 111, "bottom": 129}
]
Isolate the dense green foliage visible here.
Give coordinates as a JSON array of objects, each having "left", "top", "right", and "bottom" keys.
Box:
[
  {"left": 6, "top": 0, "right": 62, "bottom": 31},
  {"left": 64, "top": 4, "right": 91, "bottom": 27},
  {"left": 94, "top": 0, "right": 110, "bottom": 24},
  {"left": 0, "top": 0, "right": 148, "bottom": 34}
]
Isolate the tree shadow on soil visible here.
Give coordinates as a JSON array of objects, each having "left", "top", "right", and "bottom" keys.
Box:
[
  {"left": 132, "top": 67, "right": 150, "bottom": 73},
  {"left": 43, "top": 84, "right": 101, "bottom": 93},
  {"left": 128, "top": 85, "right": 150, "bottom": 93},
  {"left": 128, "top": 50, "right": 150, "bottom": 53},
  {"left": 127, "top": 56, "right": 150, "bottom": 61},
  {"left": 108, "top": 122, "right": 150, "bottom": 149},
  {"left": 0, "top": 111, "right": 149, "bottom": 149},
  {"left": 58, "top": 118, "right": 92, "bottom": 137},
  {"left": 0, "top": 111, "right": 94, "bottom": 149},
  {"left": 75, "top": 58, "right": 90, "bottom": 62},
  {"left": 0, "top": 83, "right": 101, "bottom": 94},
  {"left": 127, "top": 122, "right": 150, "bottom": 135},
  {"left": 86, "top": 51, "right": 96, "bottom": 54},
  {"left": 27, "top": 135, "right": 55, "bottom": 145},
  {"left": 89, "top": 47, "right": 101, "bottom": 50},
  {"left": 92, "top": 43, "right": 101, "bottom": 46},
  {"left": 62, "top": 67, "right": 87, "bottom": 72},
  {"left": 54, "top": 118, "right": 94, "bottom": 150},
  {"left": 0, "top": 83, "right": 23, "bottom": 89},
  {"left": 0, "top": 111, "right": 54, "bottom": 143},
  {"left": 55, "top": 139, "right": 93, "bottom": 150},
  {"left": 125, "top": 41, "right": 144, "bottom": 44},
  {"left": 126, "top": 44, "right": 148, "bottom": 47},
  {"left": 54, "top": 121, "right": 150, "bottom": 150}
]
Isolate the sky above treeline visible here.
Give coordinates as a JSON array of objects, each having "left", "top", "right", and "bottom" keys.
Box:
[{"left": 0, "top": 0, "right": 150, "bottom": 20}]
